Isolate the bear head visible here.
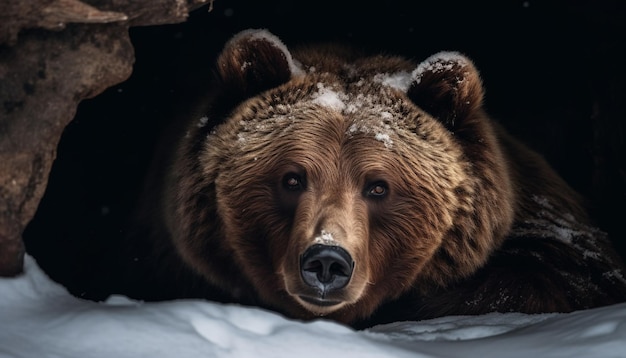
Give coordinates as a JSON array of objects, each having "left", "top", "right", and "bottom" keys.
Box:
[{"left": 167, "top": 29, "right": 515, "bottom": 324}]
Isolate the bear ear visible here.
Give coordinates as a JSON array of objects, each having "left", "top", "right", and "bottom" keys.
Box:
[
  {"left": 407, "top": 52, "right": 484, "bottom": 131},
  {"left": 216, "top": 29, "right": 302, "bottom": 98}
]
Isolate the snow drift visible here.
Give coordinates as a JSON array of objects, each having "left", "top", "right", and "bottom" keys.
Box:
[{"left": 1, "top": 255, "right": 625, "bottom": 358}]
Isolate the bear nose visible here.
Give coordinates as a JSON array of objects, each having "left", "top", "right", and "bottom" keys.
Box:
[{"left": 300, "top": 244, "right": 354, "bottom": 292}]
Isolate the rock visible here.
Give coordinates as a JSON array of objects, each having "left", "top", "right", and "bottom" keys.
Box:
[{"left": 0, "top": 0, "right": 209, "bottom": 276}]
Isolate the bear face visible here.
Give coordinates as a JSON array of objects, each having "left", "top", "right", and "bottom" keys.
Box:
[{"left": 165, "top": 29, "right": 517, "bottom": 324}]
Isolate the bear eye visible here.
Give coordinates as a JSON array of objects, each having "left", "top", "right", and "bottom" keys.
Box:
[
  {"left": 283, "top": 173, "right": 304, "bottom": 191},
  {"left": 366, "top": 181, "right": 388, "bottom": 198}
]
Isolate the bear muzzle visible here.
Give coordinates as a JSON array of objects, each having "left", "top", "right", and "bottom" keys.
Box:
[{"left": 297, "top": 244, "right": 355, "bottom": 309}]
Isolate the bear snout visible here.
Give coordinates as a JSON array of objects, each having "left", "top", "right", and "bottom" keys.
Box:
[{"left": 300, "top": 244, "right": 354, "bottom": 296}]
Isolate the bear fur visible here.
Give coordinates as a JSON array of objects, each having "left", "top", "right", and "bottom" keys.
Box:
[{"left": 124, "top": 29, "right": 626, "bottom": 329}]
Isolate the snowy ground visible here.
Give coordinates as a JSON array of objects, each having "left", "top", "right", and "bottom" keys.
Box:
[{"left": 1, "top": 256, "right": 625, "bottom": 358}]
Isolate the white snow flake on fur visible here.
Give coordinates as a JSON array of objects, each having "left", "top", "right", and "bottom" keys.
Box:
[
  {"left": 312, "top": 83, "right": 347, "bottom": 112},
  {"left": 603, "top": 270, "right": 626, "bottom": 285},
  {"left": 512, "top": 195, "right": 626, "bottom": 284},
  {"left": 314, "top": 230, "right": 338, "bottom": 246},
  {"left": 234, "top": 69, "right": 415, "bottom": 150},
  {"left": 373, "top": 71, "right": 413, "bottom": 92},
  {"left": 347, "top": 118, "right": 394, "bottom": 149},
  {"left": 375, "top": 133, "right": 393, "bottom": 148},
  {"left": 306, "top": 82, "right": 400, "bottom": 149},
  {"left": 380, "top": 112, "right": 393, "bottom": 120},
  {"left": 197, "top": 116, "right": 209, "bottom": 128},
  {"left": 519, "top": 196, "right": 599, "bottom": 251},
  {"left": 412, "top": 51, "right": 468, "bottom": 84},
  {"left": 240, "top": 61, "right": 252, "bottom": 72}
]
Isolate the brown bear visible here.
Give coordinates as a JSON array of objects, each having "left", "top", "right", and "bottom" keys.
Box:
[{"left": 127, "top": 29, "right": 626, "bottom": 329}]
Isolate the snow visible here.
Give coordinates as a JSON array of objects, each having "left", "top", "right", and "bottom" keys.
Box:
[
  {"left": 232, "top": 77, "right": 404, "bottom": 150},
  {"left": 2, "top": 256, "right": 626, "bottom": 358},
  {"left": 314, "top": 229, "right": 338, "bottom": 246},
  {"left": 308, "top": 85, "right": 401, "bottom": 150},
  {"left": 374, "top": 132, "right": 393, "bottom": 148},
  {"left": 372, "top": 71, "right": 413, "bottom": 92},
  {"left": 412, "top": 51, "right": 469, "bottom": 84},
  {"left": 198, "top": 116, "right": 209, "bottom": 128},
  {"left": 312, "top": 83, "right": 347, "bottom": 112}
]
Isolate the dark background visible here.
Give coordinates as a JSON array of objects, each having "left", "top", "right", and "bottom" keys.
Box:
[{"left": 24, "top": 0, "right": 626, "bottom": 297}]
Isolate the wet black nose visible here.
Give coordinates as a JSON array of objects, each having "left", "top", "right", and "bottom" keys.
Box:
[{"left": 300, "top": 244, "right": 354, "bottom": 292}]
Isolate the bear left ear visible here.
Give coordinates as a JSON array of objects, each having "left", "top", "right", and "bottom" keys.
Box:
[
  {"left": 407, "top": 52, "right": 484, "bottom": 131},
  {"left": 216, "top": 29, "right": 302, "bottom": 99}
]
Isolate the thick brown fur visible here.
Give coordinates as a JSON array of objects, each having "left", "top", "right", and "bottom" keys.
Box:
[{"left": 132, "top": 29, "right": 626, "bottom": 329}]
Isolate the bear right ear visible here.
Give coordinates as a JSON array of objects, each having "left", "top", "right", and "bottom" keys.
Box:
[{"left": 216, "top": 29, "right": 302, "bottom": 99}]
